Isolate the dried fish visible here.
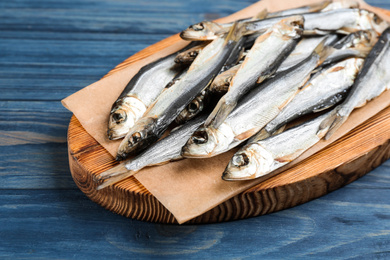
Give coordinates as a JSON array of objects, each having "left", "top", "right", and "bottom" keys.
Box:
[
  {"left": 266, "top": 57, "right": 364, "bottom": 134},
  {"left": 205, "top": 16, "right": 304, "bottom": 128},
  {"left": 116, "top": 23, "right": 244, "bottom": 160},
  {"left": 181, "top": 9, "right": 388, "bottom": 41},
  {"left": 222, "top": 112, "right": 331, "bottom": 180},
  {"left": 319, "top": 27, "right": 390, "bottom": 139},
  {"left": 182, "top": 40, "right": 330, "bottom": 158},
  {"left": 107, "top": 42, "right": 199, "bottom": 140},
  {"left": 97, "top": 115, "right": 207, "bottom": 190}
]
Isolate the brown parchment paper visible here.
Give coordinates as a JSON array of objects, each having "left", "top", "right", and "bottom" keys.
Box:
[{"left": 62, "top": 0, "right": 390, "bottom": 224}]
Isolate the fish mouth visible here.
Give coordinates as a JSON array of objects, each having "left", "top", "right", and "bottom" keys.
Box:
[
  {"left": 180, "top": 31, "right": 216, "bottom": 41},
  {"left": 222, "top": 169, "right": 256, "bottom": 181},
  {"left": 107, "top": 128, "right": 123, "bottom": 140}
]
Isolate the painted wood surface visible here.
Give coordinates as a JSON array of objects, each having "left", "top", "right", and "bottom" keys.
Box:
[{"left": 1, "top": 0, "right": 390, "bottom": 258}]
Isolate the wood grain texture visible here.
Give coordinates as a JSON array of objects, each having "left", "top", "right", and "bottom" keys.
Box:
[
  {"left": 2, "top": 0, "right": 390, "bottom": 258},
  {"left": 68, "top": 106, "right": 390, "bottom": 224},
  {"left": 68, "top": 7, "right": 390, "bottom": 224}
]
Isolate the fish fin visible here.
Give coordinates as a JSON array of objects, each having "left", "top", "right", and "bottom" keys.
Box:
[
  {"left": 336, "top": 27, "right": 358, "bottom": 34},
  {"left": 273, "top": 125, "right": 286, "bottom": 136},
  {"left": 96, "top": 170, "right": 137, "bottom": 191},
  {"left": 235, "top": 127, "right": 261, "bottom": 141},
  {"left": 251, "top": 128, "right": 270, "bottom": 142},
  {"left": 349, "top": 46, "right": 372, "bottom": 58},
  {"left": 278, "top": 90, "right": 300, "bottom": 111},
  {"left": 223, "top": 21, "right": 243, "bottom": 43},
  {"left": 97, "top": 163, "right": 130, "bottom": 180},
  {"left": 275, "top": 149, "right": 303, "bottom": 163},
  {"left": 256, "top": 74, "right": 272, "bottom": 84},
  {"left": 317, "top": 107, "right": 349, "bottom": 140},
  {"left": 314, "top": 38, "right": 335, "bottom": 66},
  {"left": 204, "top": 97, "right": 236, "bottom": 128},
  {"left": 256, "top": 124, "right": 286, "bottom": 142},
  {"left": 252, "top": 8, "right": 268, "bottom": 20},
  {"left": 308, "top": 0, "right": 332, "bottom": 12}
]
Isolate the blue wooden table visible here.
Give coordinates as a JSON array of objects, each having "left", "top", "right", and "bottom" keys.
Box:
[{"left": 1, "top": 0, "right": 390, "bottom": 258}]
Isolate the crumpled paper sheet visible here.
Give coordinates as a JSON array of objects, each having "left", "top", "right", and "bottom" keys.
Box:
[{"left": 62, "top": 0, "right": 390, "bottom": 224}]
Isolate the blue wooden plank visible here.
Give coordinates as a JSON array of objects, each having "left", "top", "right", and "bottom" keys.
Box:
[
  {"left": 0, "top": 101, "right": 75, "bottom": 189},
  {"left": 1, "top": 0, "right": 390, "bottom": 258},
  {"left": 0, "top": 183, "right": 389, "bottom": 259}
]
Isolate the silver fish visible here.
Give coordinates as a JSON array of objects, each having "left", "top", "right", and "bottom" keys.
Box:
[
  {"left": 277, "top": 34, "right": 339, "bottom": 72},
  {"left": 320, "top": 0, "right": 360, "bottom": 12},
  {"left": 180, "top": 1, "right": 336, "bottom": 41},
  {"left": 321, "top": 30, "right": 377, "bottom": 67},
  {"left": 222, "top": 112, "right": 331, "bottom": 181},
  {"left": 179, "top": 8, "right": 268, "bottom": 41},
  {"left": 175, "top": 88, "right": 212, "bottom": 124},
  {"left": 210, "top": 63, "right": 241, "bottom": 94},
  {"left": 174, "top": 41, "right": 210, "bottom": 65},
  {"left": 97, "top": 115, "right": 207, "bottom": 190},
  {"left": 265, "top": 57, "right": 364, "bottom": 134},
  {"left": 182, "top": 40, "right": 330, "bottom": 158},
  {"left": 175, "top": 36, "right": 249, "bottom": 124},
  {"left": 245, "top": 9, "right": 388, "bottom": 36},
  {"left": 107, "top": 42, "right": 198, "bottom": 140},
  {"left": 319, "top": 27, "right": 390, "bottom": 140},
  {"left": 267, "top": 0, "right": 334, "bottom": 18},
  {"left": 116, "top": 23, "right": 244, "bottom": 160},
  {"left": 181, "top": 9, "right": 388, "bottom": 41},
  {"left": 204, "top": 16, "right": 304, "bottom": 129}
]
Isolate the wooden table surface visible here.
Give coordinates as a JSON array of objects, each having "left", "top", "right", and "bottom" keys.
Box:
[{"left": 1, "top": 0, "right": 390, "bottom": 258}]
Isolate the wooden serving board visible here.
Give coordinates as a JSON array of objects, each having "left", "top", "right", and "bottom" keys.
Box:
[{"left": 67, "top": 9, "right": 390, "bottom": 224}]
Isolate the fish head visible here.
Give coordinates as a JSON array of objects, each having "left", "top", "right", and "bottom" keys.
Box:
[
  {"left": 107, "top": 97, "right": 147, "bottom": 140},
  {"left": 359, "top": 10, "right": 389, "bottom": 35},
  {"left": 350, "top": 29, "right": 377, "bottom": 47},
  {"left": 180, "top": 21, "right": 225, "bottom": 41},
  {"left": 116, "top": 117, "right": 158, "bottom": 161},
  {"left": 176, "top": 91, "right": 206, "bottom": 124},
  {"left": 181, "top": 123, "right": 235, "bottom": 158},
  {"left": 222, "top": 143, "right": 274, "bottom": 180},
  {"left": 174, "top": 50, "right": 199, "bottom": 64},
  {"left": 273, "top": 15, "right": 304, "bottom": 39}
]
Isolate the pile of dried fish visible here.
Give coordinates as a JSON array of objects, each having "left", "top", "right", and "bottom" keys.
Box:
[{"left": 97, "top": 0, "right": 390, "bottom": 189}]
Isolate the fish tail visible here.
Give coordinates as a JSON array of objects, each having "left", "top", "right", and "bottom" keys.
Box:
[
  {"left": 349, "top": 45, "right": 373, "bottom": 59},
  {"left": 314, "top": 38, "right": 335, "bottom": 66},
  {"left": 253, "top": 8, "right": 268, "bottom": 20},
  {"left": 96, "top": 163, "right": 130, "bottom": 180},
  {"left": 223, "top": 21, "right": 245, "bottom": 43},
  {"left": 309, "top": 0, "right": 332, "bottom": 12},
  {"left": 204, "top": 97, "right": 235, "bottom": 128},
  {"left": 317, "top": 107, "right": 349, "bottom": 140},
  {"left": 96, "top": 169, "right": 137, "bottom": 191}
]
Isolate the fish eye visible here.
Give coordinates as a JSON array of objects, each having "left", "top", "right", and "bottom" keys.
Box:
[
  {"left": 113, "top": 111, "right": 126, "bottom": 123},
  {"left": 191, "top": 22, "right": 204, "bottom": 31},
  {"left": 232, "top": 153, "right": 249, "bottom": 167},
  {"left": 373, "top": 14, "right": 383, "bottom": 24},
  {"left": 191, "top": 130, "right": 208, "bottom": 144},
  {"left": 189, "top": 51, "right": 198, "bottom": 58},
  {"left": 130, "top": 132, "right": 142, "bottom": 144},
  {"left": 188, "top": 101, "right": 199, "bottom": 113}
]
